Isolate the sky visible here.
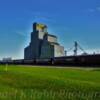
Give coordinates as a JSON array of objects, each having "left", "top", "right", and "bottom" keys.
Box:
[{"left": 0, "top": 0, "right": 100, "bottom": 59}]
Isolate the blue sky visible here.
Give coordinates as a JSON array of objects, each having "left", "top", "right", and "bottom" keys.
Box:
[{"left": 0, "top": 0, "right": 100, "bottom": 59}]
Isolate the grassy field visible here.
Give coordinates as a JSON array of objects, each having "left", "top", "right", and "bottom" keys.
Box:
[{"left": 0, "top": 65, "right": 100, "bottom": 100}]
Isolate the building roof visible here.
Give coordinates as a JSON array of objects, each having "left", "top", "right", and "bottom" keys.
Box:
[
  {"left": 49, "top": 41, "right": 59, "bottom": 45},
  {"left": 47, "top": 34, "right": 57, "bottom": 38}
]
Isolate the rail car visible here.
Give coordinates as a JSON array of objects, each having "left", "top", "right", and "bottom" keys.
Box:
[{"left": 0, "top": 54, "right": 100, "bottom": 66}]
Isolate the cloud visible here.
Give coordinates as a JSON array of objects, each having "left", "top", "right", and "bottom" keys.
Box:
[
  {"left": 15, "top": 31, "right": 28, "bottom": 37},
  {"left": 25, "top": 10, "right": 58, "bottom": 24},
  {"left": 34, "top": 15, "right": 52, "bottom": 22},
  {"left": 88, "top": 9, "right": 95, "bottom": 13},
  {"left": 96, "top": 7, "right": 100, "bottom": 11},
  {"left": 33, "top": 13, "right": 56, "bottom": 23},
  {"left": 87, "top": 6, "right": 100, "bottom": 13},
  {"left": 66, "top": 48, "right": 100, "bottom": 56}
]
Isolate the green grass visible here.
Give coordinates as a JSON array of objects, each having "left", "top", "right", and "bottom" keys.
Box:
[{"left": 0, "top": 65, "right": 100, "bottom": 100}]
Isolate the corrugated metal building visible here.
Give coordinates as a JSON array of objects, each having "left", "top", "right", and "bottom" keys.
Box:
[{"left": 24, "top": 22, "right": 64, "bottom": 59}]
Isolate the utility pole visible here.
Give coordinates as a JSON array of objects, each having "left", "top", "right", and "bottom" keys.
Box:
[
  {"left": 65, "top": 50, "right": 67, "bottom": 56},
  {"left": 74, "top": 41, "right": 78, "bottom": 56}
]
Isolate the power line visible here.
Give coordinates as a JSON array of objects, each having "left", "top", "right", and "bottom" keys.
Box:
[{"left": 66, "top": 41, "right": 87, "bottom": 56}]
